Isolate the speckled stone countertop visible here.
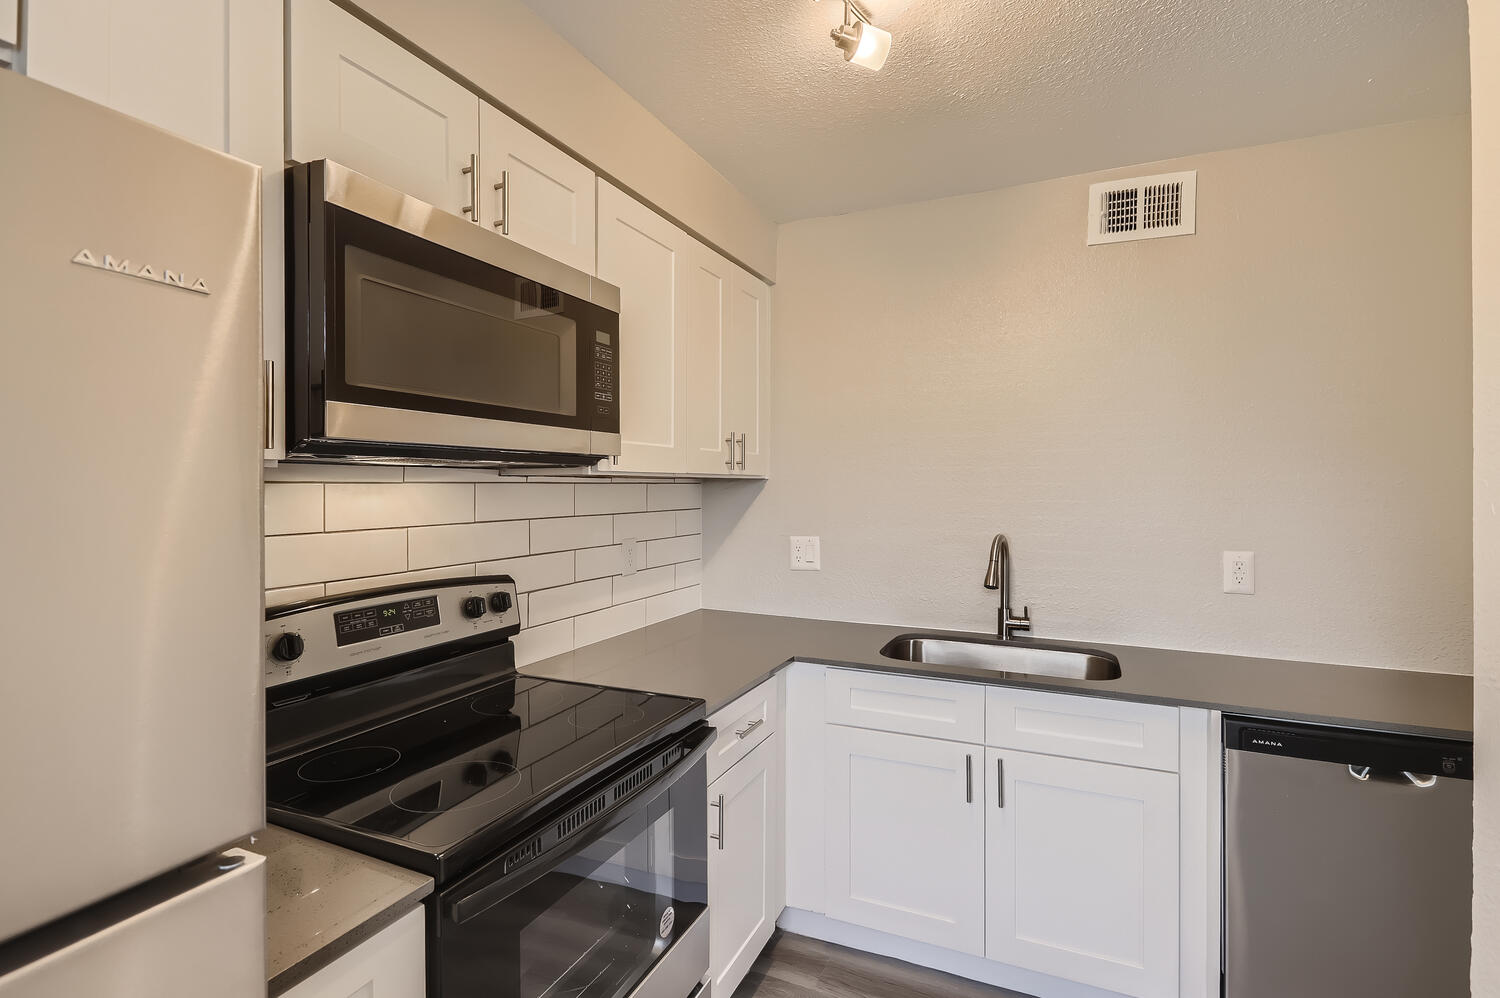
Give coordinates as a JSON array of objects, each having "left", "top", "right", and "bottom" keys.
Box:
[
  {"left": 520, "top": 609, "right": 1473, "bottom": 739},
  {"left": 237, "top": 826, "right": 433, "bottom": 996}
]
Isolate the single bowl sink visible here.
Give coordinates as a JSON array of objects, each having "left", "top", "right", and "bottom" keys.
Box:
[{"left": 878, "top": 634, "right": 1122, "bottom": 681}]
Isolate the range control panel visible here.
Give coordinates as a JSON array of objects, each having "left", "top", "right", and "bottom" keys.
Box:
[{"left": 263, "top": 576, "right": 520, "bottom": 690}]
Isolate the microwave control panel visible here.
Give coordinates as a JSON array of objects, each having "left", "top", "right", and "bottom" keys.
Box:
[{"left": 592, "top": 329, "right": 619, "bottom": 423}]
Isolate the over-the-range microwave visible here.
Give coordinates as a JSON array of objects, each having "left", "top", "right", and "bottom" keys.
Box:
[{"left": 285, "top": 160, "right": 621, "bottom": 466}]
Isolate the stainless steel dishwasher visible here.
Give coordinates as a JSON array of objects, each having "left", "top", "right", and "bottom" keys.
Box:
[{"left": 1223, "top": 716, "right": 1473, "bottom": 998}]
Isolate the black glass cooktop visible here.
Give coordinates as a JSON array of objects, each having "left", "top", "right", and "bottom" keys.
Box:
[{"left": 267, "top": 672, "right": 702, "bottom": 881}]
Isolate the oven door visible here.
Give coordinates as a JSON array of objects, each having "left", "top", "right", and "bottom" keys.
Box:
[
  {"left": 434, "top": 726, "right": 712, "bottom": 998},
  {"left": 289, "top": 160, "right": 621, "bottom": 464}
]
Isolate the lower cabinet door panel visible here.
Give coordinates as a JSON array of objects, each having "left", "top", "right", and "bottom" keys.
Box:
[
  {"left": 708, "top": 734, "right": 781, "bottom": 998},
  {"left": 281, "top": 903, "right": 425, "bottom": 998},
  {"left": 824, "top": 726, "right": 985, "bottom": 956},
  {"left": 985, "top": 748, "right": 1179, "bottom": 998}
]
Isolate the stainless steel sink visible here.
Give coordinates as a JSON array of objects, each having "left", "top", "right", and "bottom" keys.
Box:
[{"left": 878, "top": 634, "right": 1122, "bottom": 681}]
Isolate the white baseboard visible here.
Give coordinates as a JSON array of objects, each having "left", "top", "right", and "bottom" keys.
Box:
[{"left": 775, "top": 907, "right": 1126, "bottom": 998}]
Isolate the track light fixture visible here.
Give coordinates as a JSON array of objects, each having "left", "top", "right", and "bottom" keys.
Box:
[{"left": 826, "top": 0, "right": 892, "bottom": 71}]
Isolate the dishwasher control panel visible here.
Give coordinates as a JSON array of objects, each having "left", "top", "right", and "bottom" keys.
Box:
[{"left": 1225, "top": 716, "right": 1471, "bottom": 779}]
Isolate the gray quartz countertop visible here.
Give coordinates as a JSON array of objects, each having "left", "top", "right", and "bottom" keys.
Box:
[
  {"left": 237, "top": 826, "right": 433, "bottom": 996},
  {"left": 519, "top": 609, "right": 1473, "bottom": 740}
]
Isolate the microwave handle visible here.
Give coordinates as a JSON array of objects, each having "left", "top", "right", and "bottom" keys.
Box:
[{"left": 447, "top": 724, "right": 715, "bottom": 925}]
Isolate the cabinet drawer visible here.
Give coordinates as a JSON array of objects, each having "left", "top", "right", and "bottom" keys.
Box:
[
  {"left": 826, "top": 669, "right": 984, "bottom": 744},
  {"left": 985, "top": 687, "right": 1179, "bottom": 772},
  {"left": 708, "top": 678, "right": 778, "bottom": 785}
]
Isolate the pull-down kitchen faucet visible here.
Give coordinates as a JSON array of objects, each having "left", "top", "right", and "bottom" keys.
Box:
[{"left": 984, "top": 534, "right": 1032, "bottom": 641}]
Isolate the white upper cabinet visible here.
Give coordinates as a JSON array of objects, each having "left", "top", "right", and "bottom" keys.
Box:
[
  {"left": 28, "top": 0, "right": 233, "bottom": 151},
  {"left": 0, "top": 0, "right": 16, "bottom": 47},
  {"left": 725, "top": 266, "right": 771, "bottom": 475},
  {"left": 685, "top": 241, "right": 734, "bottom": 474},
  {"left": 824, "top": 725, "right": 985, "bottom": 956},
  {"left": 685, "top": 242, "right": 772, "bottom": 476},
  {"left": 985, "top": 748, "right": 1180, "bottom": 998},
  {"left": 479, "top": 102, "right": 596, "bottom": 274},
  {"left": 597, "top": 180, "right": 689, "bottom": 474},
  {"left": 288, "top": 0, "right": 479, "bottom": 219}
]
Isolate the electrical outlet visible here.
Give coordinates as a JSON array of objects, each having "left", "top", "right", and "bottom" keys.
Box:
[
  {"left": 620, "top": 538, "right": 639, "bottom": 577},
  {"left": 790, "top": 536, "right": 821, "bottom": 571},
  {"left": 1223, "top": 551, "right": 1255, "bottom": 594}
]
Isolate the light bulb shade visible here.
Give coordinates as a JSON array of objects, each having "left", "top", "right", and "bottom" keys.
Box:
[{"left": 847, "top": 21, "right": 891, "bottom": 70}]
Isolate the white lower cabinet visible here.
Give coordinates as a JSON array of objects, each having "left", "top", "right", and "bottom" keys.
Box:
[
  {"left": 282, "top": 904, "right": 425, "bottom": 998},
  {"left": 985, "top": 748, "right": 1180, "bottom": 998},
  {"left": 823, "top": 725, "right": 985, "bottom": 956},
  {"left": 708, "top": 732, "right": 783, "bottom": 998}
]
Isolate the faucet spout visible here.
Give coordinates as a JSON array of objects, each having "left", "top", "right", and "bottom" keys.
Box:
[{"left": 982, "top": 533, "right": 1031, "bottom": 641}]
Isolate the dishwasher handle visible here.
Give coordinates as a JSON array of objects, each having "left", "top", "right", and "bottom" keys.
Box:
[{"left": 1347, "top": 763, "right": 1441, "bottom": 788}]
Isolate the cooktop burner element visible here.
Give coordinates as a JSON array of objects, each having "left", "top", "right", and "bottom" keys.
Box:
[{"left": 296, "top": 745, "right": 402, "bottom": 783}]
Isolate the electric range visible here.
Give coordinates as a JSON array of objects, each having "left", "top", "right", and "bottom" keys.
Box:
[{"left": 264, "top": 576, "right": 713, "bottom": 998}]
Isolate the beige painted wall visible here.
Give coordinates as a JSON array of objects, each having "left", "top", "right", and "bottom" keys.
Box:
[
  {"left": 705, "top": 117, "right": 1472, "bottom": 672},
  {"left": 1472, "top": 0, "right": 1498, "bottom": 990},
  {"left": 350, "top": 0, "right": 777, "bottom": 280}
]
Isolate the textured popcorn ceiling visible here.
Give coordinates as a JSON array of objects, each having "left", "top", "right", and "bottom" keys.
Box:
[{"left": 518, "top": 0, "right": 1470, "bottom": 221}]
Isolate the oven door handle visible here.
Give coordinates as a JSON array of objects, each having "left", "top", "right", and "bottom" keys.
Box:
[{"left": 447, "top": 723, "right": 715, "bottom": 925}]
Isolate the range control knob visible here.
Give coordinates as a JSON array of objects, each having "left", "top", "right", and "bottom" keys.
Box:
[
  {"left": 462, "top": 596, "right": 487, "bottom": 619},
  {"left": 271, "top": 632, "right": 305, "bottom": 662},
  {"left": 489, "top": 591, "right": 513, "bottom": 614}
]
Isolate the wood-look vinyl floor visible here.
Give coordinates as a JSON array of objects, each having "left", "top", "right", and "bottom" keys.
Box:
[{"left": 732, "top": 930, "right": 1031, "bottom": 998}]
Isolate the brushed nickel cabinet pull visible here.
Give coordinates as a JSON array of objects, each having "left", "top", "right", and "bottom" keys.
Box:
[
  {"left": 493, "top": 169, "right": 509, "bottom": 234},
  {"left": 461, "top": 153, "right": 478, "bottom": 221},
  {"left": 735, "top": 718, "right": 764, "bottom": 740},
  {"left": 263, "top": 359, "right": 274, "bottom": 451},
  {"left": 965, "top": 754, "right": 974, "bottom": 804},
  {"left": 709, "top": 793, "right": 725, "bottom": 850},
  {"left": 724, "top": 433, "right": 735, "bottom": 470},
  {"left": 736, "top": 432, "right": 747, "bottom": 470},
  {"left": 997, "top": 758, "right": 1005, "bottom": 809}
]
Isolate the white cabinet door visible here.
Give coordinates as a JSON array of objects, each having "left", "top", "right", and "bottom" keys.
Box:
[
  {"left": 27, "top": 0, "right": 233, "bottom": 151},
  {"left": 824, "top": 726, "right": 984, "bottom": 955},
  {"left": 288, "top": 0, "right": 479, "bottom": 219},
  {"left": 725, "top": 266, "right": 770, "bottom": 476},
  {"left": 1, "top": 0, "right": 18, "bottom": 47},
  {"left": 479, "top": 102, "right": 596, "bottom": 274},
  {"left": 281, "top": 904, "right": 425, "bottom": 998},
  {"left": 684, "top": 240, "right": 734, "bottom": 475},
  {"left": 985, "top": 748, "right": 1180, "bottom": 998},
  {"left": 596, "top": 180, "right": 689, "bottom": 474},
  {"left": 708, "top": 733, "right": 784, "bottom": 998}
]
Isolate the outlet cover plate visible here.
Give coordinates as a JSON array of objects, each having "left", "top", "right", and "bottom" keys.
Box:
[
  {"left": 791, "top": 536, "right": 821, "bottom": 571},
  {"left": 1223, "top": 551, "right": 1255, "bottom": 594},
  {"left": 620, "top": 538, "right": 639, "bottom": 577}
]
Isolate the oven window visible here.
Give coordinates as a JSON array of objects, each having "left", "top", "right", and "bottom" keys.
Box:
[
  {"left": 440, "top": 764, "right": 708, "bottom": 998},
  {"left": 343, "top": 245, "right": 578, "bottom": 417}
]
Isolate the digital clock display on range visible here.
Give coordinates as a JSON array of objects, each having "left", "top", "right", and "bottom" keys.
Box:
[{"left": 333, "top": 595, "right": 440, "bottom": 647}]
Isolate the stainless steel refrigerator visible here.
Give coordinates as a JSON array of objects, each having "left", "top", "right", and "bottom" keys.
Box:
[{"left": 0, "top": 70, "right": 266, "bottom": 996}]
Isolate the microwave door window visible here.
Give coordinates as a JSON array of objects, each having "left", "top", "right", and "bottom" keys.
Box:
[{"left": 343, "top": 245, "right": 578, "bottom": 418}]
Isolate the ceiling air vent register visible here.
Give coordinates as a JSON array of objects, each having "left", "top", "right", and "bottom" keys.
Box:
[{"left": 1087, "top": 171, "right": 1197, "bottom": 245}]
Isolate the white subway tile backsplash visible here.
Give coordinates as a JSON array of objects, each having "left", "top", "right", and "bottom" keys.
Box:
[
  {"left": 476, "top": 483, "right": 574, "bottom": 521},
  {"left": 531, "top": 515, "right": 613, "bottom": 554},
  {"left": 264, "top": 464, "right": 403, "bottom": 483},
  {"left": 575, "top": 544, "right": 624, "bottom": 581},
  {"left": 475, "top": 551, "right": 575, "bottom": 593},
  {"left": 262, "top": 475, "right": 701, "bottom": 661},
  {"left": 409, "top": 520, "right": 528, "bottom": 569},
  {"left": 530, "top": 578, "right": 613, "bottom": 626},
  {"left": 574, "top": 600, "right": 647, "bottom": 648},
  {"left": 264, "top": 483, "right": 324, "bottom": 536},
  {"left": 674, "top": 560, "right": 702, "bottom": 589},
  {"left": 576, "top": 483, "right": 647, "bottom": 515},
  {"left": 613, "top": 565, "right": 674, "bottom": 605},
  {"left": 647, "top": 483, "right": 702, "bottom": 511},
  {"left": 326, "top": 564, "right": 476, "bottom": 597},
  {"left": 513, "top": 618, "right": 573, "bottom": 666},
  {"left": 325, "top": 483, "right": 474, "bottom": 531},
  {"left": 614, "top": 511, "right": 677, "bottom": 543},
  {"left": 647, "top": 586, "right": 701, "bottom": 624},
  {"left": 646, "top": 534, "right": 702, "bottom": 568},
  {"left": 266, "top": 582, "right": 325, "bottom": 607},
  {"left": 265, "top": 529, "right": 407, "bottom": 589}
]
